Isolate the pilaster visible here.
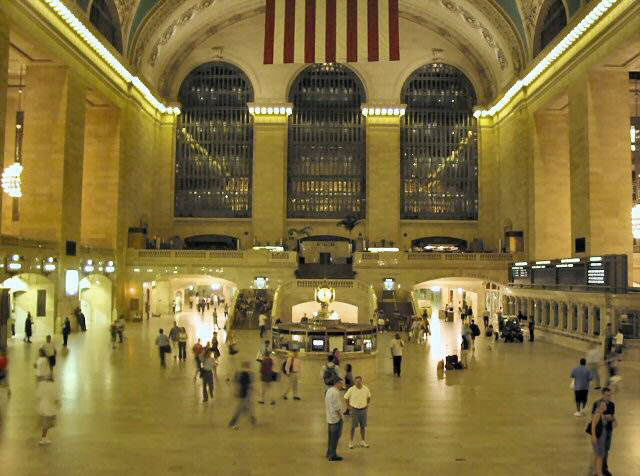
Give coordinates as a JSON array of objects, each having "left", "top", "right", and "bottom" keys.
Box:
[
  {"left": 0, "top": 13, "right": 8, "bottom": 234},
  {"left": 364, "top": 108, "right": 402, "bottom": 245},
  {"left": 250, "top": 104, "right": 289, "bottom": 245}
]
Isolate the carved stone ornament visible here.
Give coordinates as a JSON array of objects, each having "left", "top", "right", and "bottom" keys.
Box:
[{"left": 438, "top": 0, "right": 509, "bottom": 71}]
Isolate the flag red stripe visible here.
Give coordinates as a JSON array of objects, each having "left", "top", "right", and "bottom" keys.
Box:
[
  {"left": 388, "top": 0, "right": 399, "bottom": 61},
  {"left": 347, "top": 0, "right": 358, "bottom": 62},
  {"left": 325, "top": 0, "right": 336, "bottom": 62},
  {"left": 283, "top": 0, "right": 296, "bottom": 63},
  {"left": 263, "top": 0, "right": 275, "bottom": 64},
  {"left": 367, "top": 0, "right": 379, "bottom": 61},
  {"left": 304, "top": 0, "right": 316, "bottom": 63}
]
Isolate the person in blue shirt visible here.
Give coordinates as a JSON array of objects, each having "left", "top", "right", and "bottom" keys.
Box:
[{"left": 570, "top": 358, "right": 593, "bottom": 416}]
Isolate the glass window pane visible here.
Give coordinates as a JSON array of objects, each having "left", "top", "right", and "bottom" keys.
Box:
[
  {"left": 401, "top": 64, "right": 478, "bottom": 220},
  {"left": 288, "top": 64, "right": 366, "bottom": 219},
  {"left": 175, "top": 62, "right": 254, "bottom": 218}
]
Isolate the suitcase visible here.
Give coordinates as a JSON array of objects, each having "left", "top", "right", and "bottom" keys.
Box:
[{"left": 445, "top": 354, "right": 458, "bottom": 366}]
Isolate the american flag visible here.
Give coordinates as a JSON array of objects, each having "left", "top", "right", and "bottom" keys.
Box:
[{"left": 264, "top": 0, "right": 400, "bottom": 64}]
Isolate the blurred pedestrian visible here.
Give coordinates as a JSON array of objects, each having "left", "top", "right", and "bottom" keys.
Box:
[
  {"left": 36, "top": 375, "right": 59, "bottom": 445},
  {"left": 62, "top": 317, "right": 71, "bottom": 347},
  {"left": 155, "top": 329, "right": 171, "bottom": 367},
  {"left": 228, "top": 361, "right": 257, "bottom": 429}
]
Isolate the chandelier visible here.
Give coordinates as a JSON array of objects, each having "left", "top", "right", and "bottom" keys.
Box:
[{"left": 1, "top": 163, "right": 23, "bottom": 198}]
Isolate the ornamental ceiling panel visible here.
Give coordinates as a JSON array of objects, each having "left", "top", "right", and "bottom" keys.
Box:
[{"left": 128, "top": 0, "right": 536, "bottom": 96}]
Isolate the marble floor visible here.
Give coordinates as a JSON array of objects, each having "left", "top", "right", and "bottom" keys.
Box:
[{"left": 0, "top": 310, "right": 638, "bottom": 476}]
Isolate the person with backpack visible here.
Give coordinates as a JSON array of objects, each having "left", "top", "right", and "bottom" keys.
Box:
[
  {"left": 321, "top": 355, "right": 341, "bottom": 394},
  {"left": 460, "top": 332, "right": 471, "bottom": 369},
  {"left": 469, "top": 320, "right": 481, "bottom": 350},
  {"left": 258, "top": 351, "right": 276, "bottom": 405},
  {"left": 282, "top": 349, "right": 301, "bottom": 400}
]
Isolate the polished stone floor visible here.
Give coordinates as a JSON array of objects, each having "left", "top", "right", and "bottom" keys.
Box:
[{"left": 0, "top": 309, "right": 638, "bottom": 476}]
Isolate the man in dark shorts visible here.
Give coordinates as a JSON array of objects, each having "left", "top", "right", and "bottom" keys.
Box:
[{"left": 570, "top": 358, "right": 593, "bottom": 416}]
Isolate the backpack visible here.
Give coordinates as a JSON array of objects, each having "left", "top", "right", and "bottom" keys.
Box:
[
  {"left": 471, "top": 325, "right": 480, "bottom": 337},
  {"left": 323, "top": 366, "right": 338, "bottom": 386}
]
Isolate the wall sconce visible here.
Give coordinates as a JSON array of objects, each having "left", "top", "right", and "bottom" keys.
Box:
[
  {"left": 83, "top": 259, "right": 95, "bottom": 273},
  {"left": 7, "top": 254, "right": 23, "bottom": 272},
  {"left": 43, "top": 256, "right": 57, "bottom": 273}
]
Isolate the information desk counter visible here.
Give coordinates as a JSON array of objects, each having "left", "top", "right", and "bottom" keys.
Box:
[{"left": 271, "top": 321, "right": 377, "bottom": 358}]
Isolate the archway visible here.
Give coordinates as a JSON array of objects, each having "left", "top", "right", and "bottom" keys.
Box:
[
  {"left": 79, "top": 274, "right": 113, "bottom": 330},
  {"left": 2, "top": 273, "right": 55, "bottom": 340}
]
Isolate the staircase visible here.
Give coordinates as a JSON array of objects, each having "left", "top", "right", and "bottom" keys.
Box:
[{"left": 231, "top": 289, "right": 274, "bottom": 330}]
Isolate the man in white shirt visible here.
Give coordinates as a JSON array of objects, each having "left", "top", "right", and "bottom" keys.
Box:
[
  {"left": 390, "top": 334, "right": 404, "bottom": 377},
  {"left": 35, "top": 348, "right": 52, "bottom": 381},
  {"left": 36, "top": 376, "right": 60, "bottom": 445},
  {"left": 325, "top": 377, "right": 344, "bottom": 461},
  {"left": 41, "top": 335, "right": 57, "bottom": 372},
  {"left": 258, "top": 313, "right": 268, "bottom": 338},
  {"left": 282, "top": 349, "right": 302, "bottom": 400},
  {"left": 344, "top": 376, "right": 371, "bottom": 449}
]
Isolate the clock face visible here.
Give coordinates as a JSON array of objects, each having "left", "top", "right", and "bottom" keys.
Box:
[{"left": 316, "top": 288, "right": 333, "bottom": 303}]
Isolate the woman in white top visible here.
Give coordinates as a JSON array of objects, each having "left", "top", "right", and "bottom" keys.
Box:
[{"left": 34, "top": 349, "right": 52, "bottom": 381}]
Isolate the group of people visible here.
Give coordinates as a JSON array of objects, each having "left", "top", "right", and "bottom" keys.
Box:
[{"left": 570, "top": 353, "right": 619, "bottom": 476}]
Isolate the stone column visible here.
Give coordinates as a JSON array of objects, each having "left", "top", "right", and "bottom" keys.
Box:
[
  {"left": 20, "top": 66, "right": 87, "bottom": 331},
  {"left": 577, "top": 305, "right": 586, "bottom": 335},
  {"left": 250, "top": 106, "right": 288, "bottom": 245},
  {"left": 532, "top": 110, "right": 571, "bottom": 259},
  {"left": 0, "top": 13, "right": 8, "bottom": 234},
  {"left": 364, "top": 109, "right": 401, "bottom": 246},
  {"left": 569, "top": 71, "right": 632, "bottom": 268}
]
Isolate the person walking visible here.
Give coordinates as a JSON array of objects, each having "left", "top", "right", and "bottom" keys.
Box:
[
  {"left": 24, "top": 312, "right": 33, "bottom": 343},
  {"left": 200, "top": 349, "right": 215, "bottom": 403},
  {"left": 168, "top": 322, "right": 180, "bottom": 360},
  {"left": 258, "top": 352, "right": 276, "bottom": 405},
  {"left": 62, "top": 317, "right": 71, "bottom": 347},
  {"left": 344, "top": 376, "right": 371, "bottom": 449},
  {"left": 0, "top": 350, "right": 11, "bottom": 397},
  {"left": 482, "top": 309, "right": 490, "bottom": 328},
  {"left": 469, "top": 320, "right": 481, "bottom": 350},
  {"left": 528, "top": 317, "right": 535, "bottom": 342},
  {"left": 41, "top": 335, "right": 57, "bottom": 375},
  {"left": 591, "top": 387, "right": 615, "bottom": 476},
  {"left": 282, "top": 349, "right": 301, "bottom": 400},
  {"left": 155, "top": 329, "right": 171, "bottom": 367},
  {"left": 325, "top": 377, "right": 344, "bottom": 461},
  {"left": 589, "top": 400, "right": 609, "bottom": 476},
  {"left": 258, "top": 312, "right": 268, "bottom": 338},
  {"left": 34, "top": 348, "right": 51, "bottom": 382},
  {"left": 228, "top": 361, "right": 257, "bottom": 429},
  {"left": 586, "top": 344, "right": 602, "bottom": 389},
  {"left": 460, "top": 331, "right": 471, "bottom": 369},
  {"left": 486, "top": 324, "right": 495, "bottom": 351},
  {"left": 390, "top": 333, "right": 404, "bottom": 377},
  {"left": 321, "top": 355, "right": 341, "bottom": 395},
  {"left": 614, "top": 329, "right": 623, "bottom": 354},
  {"left": 192, "top": 339, "right": 204, "bottom": 380},
  {"left": 36, "top": 374, "right": 60, "bottom": 445},
  {"left": 178, "top": 327, "right": 188, "bottom": 361},
  {"left": 570, "top": 358, "right": 593, "bottom": 416},
  {"left": 10, "top": 314, "right": 16, "bottom": 338},
  {"left": 116, "top": 315, "right": 126, "bottom": 344}
]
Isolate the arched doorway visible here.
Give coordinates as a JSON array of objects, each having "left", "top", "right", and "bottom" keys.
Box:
[
  {"left": 3, "top": 273, "right": 55, "bottom": 340},
  {"left": 79, "top": 274, "right": 113, "bottom": 330}
]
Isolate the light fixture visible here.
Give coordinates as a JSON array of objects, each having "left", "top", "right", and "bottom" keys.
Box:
[
  {"left": 1, "top": 163, "right": 23, "bottom": 198},
  {"left": 105, "top": 260, "right": 115, "bottom": 273},
  {"left": 361, "top": 105, "right": 406, "bottom": 117},
  {"left": 252, "top": 245, "right": 285, "bottom": 252},
  {"left": 476, "top": 0, "right": 623, "bottom": 117},
  {"left": 248, "top": 103, "right": 293, "bottom": 116},
  {"left": 632, "top": 204, "right": 640, "bottom": 239},
  {"left": 367, "top": 247, "right": 400, "bottom": 252},
  {"left": 43, "top": 256, "right": 57, "bottom": 272},
  {"left": 40, "top": 0, "right": 179, "bottom": 116}
]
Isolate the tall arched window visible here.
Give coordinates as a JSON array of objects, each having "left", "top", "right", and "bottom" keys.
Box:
[
  {"left": 535, "top": 0, "right": 568, "bottom": 55},
  {"left": 175, "top": 62, "right": 254, "bottom": 218},
  {"left": 288, "top": 64, "right": 366, "bottom": 219},
  {"left": 89, "top": 0, "right": 123, "bottom": 53},
  {"left": 401, "top": 64, "right": 478, "bottom": 220}
]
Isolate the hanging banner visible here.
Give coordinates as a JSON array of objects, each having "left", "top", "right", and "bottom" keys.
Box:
[{"left": 264, "top": 0, "right": 399, "bottom": 64}]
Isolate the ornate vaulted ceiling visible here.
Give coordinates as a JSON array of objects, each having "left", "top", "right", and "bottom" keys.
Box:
[{"left": 74, "top": 0, "right": 591, "bottom": 99}]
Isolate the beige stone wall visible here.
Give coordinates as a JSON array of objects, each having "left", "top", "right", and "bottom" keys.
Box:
[{"left": 81, "top": 106, "right": 120, "bottom": 249}]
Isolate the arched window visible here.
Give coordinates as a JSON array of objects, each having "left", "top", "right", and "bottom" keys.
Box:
[
  {"left": 401, "top": 64, "right": 478, "bottom": 220},
  {"left": 288, "top": 64, "right": 366, "bottom": 219},
  {"left": 535, "top": 0, "right": 567, "bottom": 55},
  {"left": 175, "top": 62, "right": 254, "bottom": 218},
  {"left": 89, "top": 0, "right": 123, "bottom": 53}
]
